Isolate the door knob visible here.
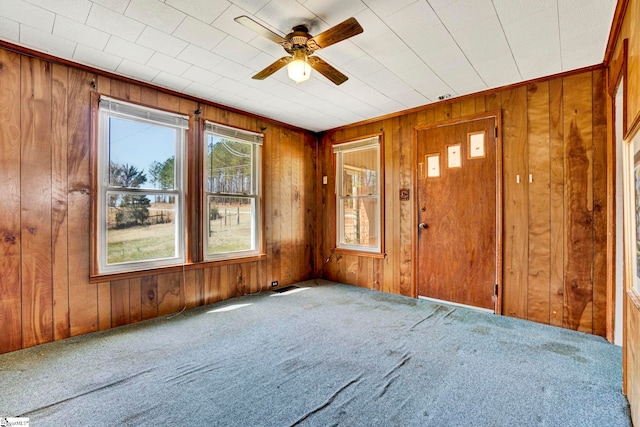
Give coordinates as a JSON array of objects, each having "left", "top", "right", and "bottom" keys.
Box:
[{"left": 418, "top": 223, "right": 428, "bottom": 229}]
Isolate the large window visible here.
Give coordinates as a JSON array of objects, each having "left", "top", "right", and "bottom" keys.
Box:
[
  {"left": 204, "top": 122, "right": 262, "bottom": 260},
  {"left": 334, "top": 136, "right": 383, "bottom": 253},
  {"left": 96, "top": 96, "right": 187, "bottom": 274}
]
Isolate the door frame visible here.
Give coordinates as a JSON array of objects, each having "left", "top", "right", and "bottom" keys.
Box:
[{"left": 412, "top": 110, "right": 503, "bottom": 313}]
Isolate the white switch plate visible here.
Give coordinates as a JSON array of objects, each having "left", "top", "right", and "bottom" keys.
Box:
[{"left": 323, "top": 175, "right": 328, "bottom": 184}]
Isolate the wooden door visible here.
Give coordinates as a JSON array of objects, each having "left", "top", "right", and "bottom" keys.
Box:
[{"left": 416, "top": 115, "right": 501, "bottom": 311}]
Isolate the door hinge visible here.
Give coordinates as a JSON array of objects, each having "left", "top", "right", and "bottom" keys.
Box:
[
  {"left": 494, "top": 284, "right": 498, "bottom": 296},
  {"left": 494, "top": 127, "right": 498, "bottom": 138}
]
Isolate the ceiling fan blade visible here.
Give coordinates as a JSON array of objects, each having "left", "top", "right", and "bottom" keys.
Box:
[
  {"left": 307, "top": 56, "right": 348, "bottom": 85},
  {"left": 309, "top": 17, "right": 363, "bottom": 50},
  {"left": 235, "top": 15, "right": 287, "bottom": 44},
  {"left": 253, "top": 57, "right": 292, "bottom": 80}
]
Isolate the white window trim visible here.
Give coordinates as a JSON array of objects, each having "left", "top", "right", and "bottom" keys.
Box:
[
  {"left": 97, "top": 96, "right": 187, "bottom": 274},
  {"left": 334, "top": 136, "right": 382, "bottom": 253},
  {"left": 203, "top": 121, "right": 262, "bottom": 261}
]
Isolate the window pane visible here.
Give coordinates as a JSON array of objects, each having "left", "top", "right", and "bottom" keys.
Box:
[
  {"left": 207, "top": 196, "right": 254, "bottom": 254},
  {"left": 340, "top": 197, "right": 379, "bottom": 248},
  {"left": 109, "top": 116, "right": 177, "bottom": 190},
  {"left": 342, "top": 148, "right": 378, "bottom": 196},
  {"left": 106, "top": 192, "right": 177, "bottom": 264},
  {"left": 205, "top": 135, "right": 253, "bottom": 194}
]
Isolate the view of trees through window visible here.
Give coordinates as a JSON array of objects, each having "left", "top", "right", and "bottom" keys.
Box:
[
  {"left": 104, "top": 115, "right": 180, "bottom": 266},
  {"left": 205, "top": 135, "right": 256, "bottom": 256}
]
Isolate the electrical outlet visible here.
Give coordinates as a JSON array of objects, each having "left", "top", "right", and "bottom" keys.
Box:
[{"left": 271, "top": 281, "right": 278, "bottom": 287}]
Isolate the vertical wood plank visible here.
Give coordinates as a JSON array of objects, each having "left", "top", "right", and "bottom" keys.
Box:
[
  {"left": 110, "top": 79, "right": 129, "bottom": 100},
  {"left": 140, "top": 275, "right": 158, "bottom": 320},
  {"left": 96, "top": 75, "right": 110, "bottom": 94},
  {"left": 270, "top": 128, "right": 281, "bottom": 285},
  {"left": 291, "top": 131, "right": 302, "bottom": 283},
  {"left": 183, "top": 269, "right": 197, "bottom": 309},
  {"left": 234, "top": 263, "right": 245, "bottom": 296},
  {"left": 383, "top": 117, "right": 400, "bottom": 293},
  {"left": 461, "top": 97, "right": 476, "bottom": 117},
  {"left": 450, "top": 101, "right": 461, "bottom": 119},
  {"left": 129, "top": 277, "right": 142, "bottom": 323},
  {"left": 281, "top": 128, "right": 293, "bottom": 285},
  {"left": 0, "top": 48, "right": 23, "bottom": 353},
  {"left": 357, "top": 257, "right": 369, "bottom": 289},
  {"left": 220, "top": 265, "right": 230, "bottom": 300},
  {"left": 97, "top": 282, "right": 111, "bottom": 330},
  {"left": 475, "top": 95, "right": 487, "bottom": 113},
  {"left": 527, "top": 82, "right": 552, "bottom": 324},
  {"left": 345, "top": 255, "right": 358, "bottom": 284},
  {"left": 110, "top": 279, "right": 130, "bottom": 327},
  {"left": 563, "top": 72, "right": 594, "bottom": 333},
  {"left": 21, "top": 56, "right": 53, "bottom": 348},
  {"left": 549, "top": 77, "right": 565, "bottom": 327},
  {"left": 399, "top": 113, "right": 414, "bottom": 297},
  {"left": 193, "top": 268, "right": 205, "bottom": 306},
  {"left": 51, "top": 63, "right": 70, "bottom": 341},
  {"left": 158, "top": 272, "right": 182, "bottom": 316},
  {"left": 502, "top": 87, "right": 529, "bottom": 318},
  {"left": 248, "top": 261, "right": 258, "bottom": 294},
  {"left": 140, "top": 86, "right": 158, "bottom": 106},
  {"left": 434, "top": 103, "right": 452, "bottom": 121},
  {"left": 304, "top": 132, "right": 317, "bottom": 278},
  {"left": 592, "top": 69, "right": 608, "bottom": 337},
  {"left": 485, "top": 93, "right": 501, "bottom": 112},
  {"left": 67, "top": 68, "right": 97, "bottom": 336},
  {"left": 205, "top": 266, "right": 221, "bottom": 304}
]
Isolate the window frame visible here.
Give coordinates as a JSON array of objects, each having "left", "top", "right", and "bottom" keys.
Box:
[
  {"left": 92, "top": 95, "right": 188, "bottom": 276},
  {"left": 202, "top": 121, "right": 263, "bottom": 262},
  {"left": 333, "top": 134, "right": 385, "bottom": 257}
]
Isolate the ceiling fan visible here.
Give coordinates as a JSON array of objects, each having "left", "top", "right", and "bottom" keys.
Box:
[{"left": 235, "top": 15, "right": 363, "bottom": 85}]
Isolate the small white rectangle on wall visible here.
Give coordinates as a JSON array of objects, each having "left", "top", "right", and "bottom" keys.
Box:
[
  {"left": 427, "top": 154, "right": 440, "bottom": 177},
  {"left": 469, "top": 131, "right": 485, "bottom": 158},
  {"left": 447, "top": 144, "right": 461, "bottom": 168}
]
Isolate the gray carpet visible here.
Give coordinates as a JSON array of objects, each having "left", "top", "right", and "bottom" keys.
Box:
[{"left": 0, "top": 280, "right": 631, "bottom": 426}]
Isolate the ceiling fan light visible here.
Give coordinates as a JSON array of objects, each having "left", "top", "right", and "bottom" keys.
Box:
[{"left": 287, "top": 55, "right": 311, "bottom": 83}]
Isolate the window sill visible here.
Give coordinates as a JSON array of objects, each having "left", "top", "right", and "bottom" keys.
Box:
[
  {"left": 332, "top": 247, "right": 386, "bottom": 259},
  {"left": 89, "top": 254, "right": 266, "bottom": 283}
]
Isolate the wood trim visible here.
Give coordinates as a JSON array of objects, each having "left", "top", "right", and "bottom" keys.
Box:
[
  {"left": 606, "top": 71, "right": 617, "bottom": 343},
  {"left": 0, "top": 39, "right": 314, "bottom": 135},
  {"left": 495, "top": 111, "right": 504, "bottom": 315},
  {"left": 325, "top": 65, "right": 605, "bottom": 134},
  {"left": 190, "top": 111, "right": 202, "bottom": 264},
  {"left": 606, "top": 39, "right": 627, "bottom": 343},
  {"left": 89, "top": 255, "right": 267, "bottom": 284},
  {"left": 608, "top": 39, "right": 627, "bottom": 96},
  {"left": 89, "top": 91, "right": 100, "bottom": 277},
  {"left": 330, "top": 132, "right": 386, "bottom": 258},
  {"left": 603, "top": 0, "right": 631, "bottom": 66},
  {"left": 629, "top": 112, "right": 640, "bottom": 141},
  {"left": 332, "top": 248, "right": 386, "bottom": 259},
  {"left": 629, "top": 288, "right": 640, "bottom": 312},
  {"left": 609, "top": 39, "right": 629, "bottom": 140}
]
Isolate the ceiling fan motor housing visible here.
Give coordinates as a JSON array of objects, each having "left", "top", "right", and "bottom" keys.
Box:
[{"left": 284, "top": 26, "right": 316, "bottom": 54}]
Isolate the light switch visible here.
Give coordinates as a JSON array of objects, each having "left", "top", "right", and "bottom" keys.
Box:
[{"left": 323, "top": 175, "right": 328, "bottom": 185}]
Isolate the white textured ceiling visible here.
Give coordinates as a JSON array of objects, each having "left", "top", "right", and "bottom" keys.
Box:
[{"left": 0, "top": 0, "right": 617, "bottom": 132}]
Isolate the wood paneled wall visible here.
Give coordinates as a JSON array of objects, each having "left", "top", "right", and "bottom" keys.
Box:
[
  {"left": 0, "top": 47, "right": 317, "bottom": 354},
  {"left": 607, "top": 0, "right": 640, "bottom": 423},
  {"left": 319, "top": 68, "right": 608, "bottom": 336}
]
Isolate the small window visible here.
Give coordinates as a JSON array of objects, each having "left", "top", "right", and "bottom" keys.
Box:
[
  {"left": 204, "top": 122, "right": 262, "bottom": 260},
  {"left": 334, "top": 136, "right": 383, "bottom": 253},
  {"left": 96, "top": 96, "right": 187, "bottom": 274}
]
